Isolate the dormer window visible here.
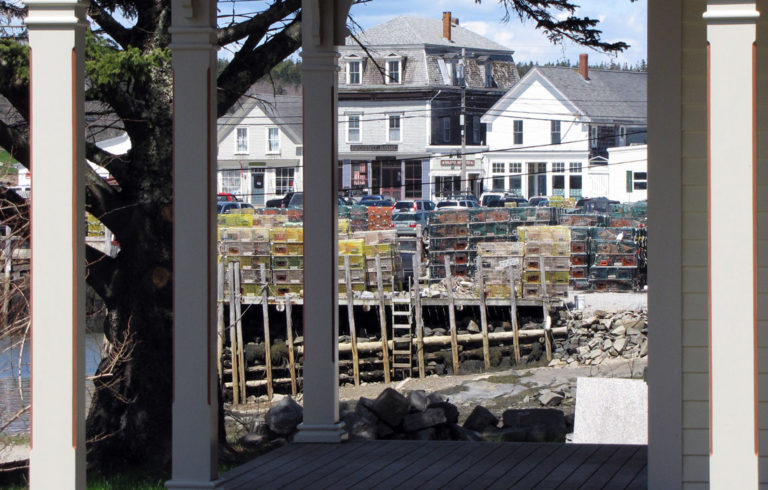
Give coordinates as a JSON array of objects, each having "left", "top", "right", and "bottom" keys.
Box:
[
  {"left": 347, "top": 58, "right": 361, "bottom": 85},
  {"left": 385, "top": 56, "right": 402, "bottom": 84}
]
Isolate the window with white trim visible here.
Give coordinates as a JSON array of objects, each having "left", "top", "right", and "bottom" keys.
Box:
[
  {"left": 552, "top": 162, "right": 565, "bottom": 173},
  {"left": 627, "top": 171, "right": 648, "bottom": 191},
  {"left": 551, "top": 120, "right": 561, "bottom": 145},
  {"left": 267, "top": 127, "right": 280, "bottom": 153},
  {"left": 492, "top": 162, "right": 505, "bottom": 174},
  {"left": 569, "top": 161, "right": 582, "bottom": 173},
  {"left": 513, "top": 120, "right": 523, "bottom": 145},
  {"left": 509, "top": 175, "right": 522, "bottom": 193},
  {"left": 220, "top": 169, "right": 240, "bottom": 194},
  {"left": 441, "top": 117, "right": 451, "bottom": 143},
  {"left": 388, "top": 114, "right": 401, "bottom": 142},
  {"left": 347, "top": 115, "right": 361, "bottom": 143},
  {"left": 347, "top": 60, "right": 361, "bottom": 85},
  {"left": 570, "top": 175, "right": 582, "bottom": 197},
  {"left": 590, "top": 126, "right": 598, "bottom": 149},
  {"left": 510, "top": 162, "right": 522, "bottom": 173},
  {"left": 386, "top": 59, "right": 401, "bottom": 84},
  {"left": 275, "top": 168, "right": 294, "bottom": 195},
  {"left": 235, "top": 127, "right": 248, "bottom": 153}
]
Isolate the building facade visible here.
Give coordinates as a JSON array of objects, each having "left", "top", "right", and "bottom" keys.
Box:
[
  {"left": 217, "top": 94, "right": 303, "bottom": 205},
  {"left": 481, "top": 57, "right": 646, "bottom": 200},
  {"left": 337, "top": 12, "right": 518, "bottom": 201}
]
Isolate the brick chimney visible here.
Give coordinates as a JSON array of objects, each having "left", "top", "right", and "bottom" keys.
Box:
[
  {"left": 579, "top": 53, "right": 589, "bottom": 80},
  {"left": 443, "top": 12, "right": 452, "bottom": 41}
]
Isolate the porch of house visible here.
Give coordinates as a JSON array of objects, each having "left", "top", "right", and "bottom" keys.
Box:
[{"left": 214, "top": 441, "right": 647, "bottom": 489}]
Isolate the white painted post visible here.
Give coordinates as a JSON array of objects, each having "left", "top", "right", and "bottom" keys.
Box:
[
  {"left": 705, "top": 3, "right": 759, "bottom": 488},
  {"left": 295, "top": 0, "right": 352, "bottom": 444},
  {"left": 26, "top": 1, "right": 87, "bottom": 487},
  {"left": 166, "top": 0, "right": 218, "bottom": 485}
]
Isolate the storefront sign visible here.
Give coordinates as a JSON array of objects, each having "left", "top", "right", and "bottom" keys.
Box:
[
  {"left": 350, "top": 144, "right": 398, "bottom": 152},
  {"left": 440, "top": 159, "right": 478, "bottom": 167}
]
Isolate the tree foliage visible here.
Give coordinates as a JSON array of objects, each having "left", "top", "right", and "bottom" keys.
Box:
[{"left": 478, "top": 0, "right": 636, "bottom": 53}]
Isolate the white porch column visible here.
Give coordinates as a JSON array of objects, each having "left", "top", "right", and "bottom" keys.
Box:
[
  {"left": 166, "top": 0, "right": 218, "bottom": 486},
  {"left": 295, "top": 0, "right": 351, "bottom": 443},
  {"left": 26, "top": 1, "right": 87, "bottom": 488},
  {"left": 705, "top": 2, "right": 760, "bottom": 488}
]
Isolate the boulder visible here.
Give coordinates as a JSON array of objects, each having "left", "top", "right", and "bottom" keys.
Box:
[
  {"left": 265, "top": 396, "right": 303, "bottom": 436},
  {"left": 539, "top": 390, "right": 564, "bottom": 407},
  {"left": 498, "top": 427, "right": 528, "bottom": 442},
  {"left": 429, "top": 401, "right": 459, "bottom": 424},
  {"left": 449, "top": 424, "right": 484, "bottom": 441},
  {"left": 376, "top": 420, "right": 395, "bottom": 438},
  {"left": 343, "top": 412, "right": 377, "bottom": 441},
  {"left": 403, "top": 408, "right": 447, "bottom": 432},
  {"left": 502, "top": 408, "right": 567, "bottom": 443},
  {"left": 463, "top": 405, "right": 499, "bottom": 432},
  {"left": 371, "top": 388, "right": 409, "bottom": 427},
  {"left": 467, "top": 320, "right": 481, "bottom": 333},
  {"left": 412, "top": 427, "right": 437, "bottom": 441},
  {"left": 407, "top": 390, "right": 429, "bottom": 413},
  {"left": 426, "top": 392, "right": 446, "bottom": 406},
  {"left": 238, "top": 433, "right": 266, "bottom": 447},
  {"left": 613, "top": 337, "right": 627, "bottom": 353}
]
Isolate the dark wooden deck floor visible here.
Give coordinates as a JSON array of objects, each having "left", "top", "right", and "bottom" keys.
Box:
[{"left": 216, "top": 441, "right": 647, "bottom": 489}]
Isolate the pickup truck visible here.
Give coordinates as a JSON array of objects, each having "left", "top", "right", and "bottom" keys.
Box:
[{"left": 266, "top": 192, "right": 295, "bottom": 208}]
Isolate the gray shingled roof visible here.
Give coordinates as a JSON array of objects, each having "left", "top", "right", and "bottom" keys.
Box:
[
  {"left": 535, "top": 67, "right": 646, "bottom": 123},
  {"left": 347, "top": 16, "right": 512, "bottom": 53},
  {"left": 218, "top": 94, "right": 303, "bottom": 144}
]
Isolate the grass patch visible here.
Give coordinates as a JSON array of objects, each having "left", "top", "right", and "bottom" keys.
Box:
[
  {"left": 484, "top": 371, "right": 533, "bottom": 384},
  {"left": 434, "top": 384, "right": 469, "bottom": 396},
  {"left": 0, "top": 433, "right": 29, "bottom": 446},
  {"left": 87, "top": 472, "right": 168, "bottom": 490}
]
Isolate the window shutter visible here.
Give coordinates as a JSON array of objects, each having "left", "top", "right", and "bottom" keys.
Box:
[{"left": 626, "top": 171, "right": 633, "bottom": 193}]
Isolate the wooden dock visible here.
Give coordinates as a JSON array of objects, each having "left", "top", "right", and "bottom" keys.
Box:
[{"left": 215, "top": 441, "right": 647, "bottom": 489}]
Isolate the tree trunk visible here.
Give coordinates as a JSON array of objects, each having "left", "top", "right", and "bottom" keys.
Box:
[{"left": 85, "top": 124, "right": 175, "bottom": 471}]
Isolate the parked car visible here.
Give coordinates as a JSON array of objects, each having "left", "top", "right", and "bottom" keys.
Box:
[
  {"left": 436, "top": 199, "right": 478, "bottom": 209},
  {"left": 392, "top": 211, "right": 429, "bottom": 236},
  {"left": 576, "top": 196, "right": 620, "bottom": 213},
  {"left": 217, "top": 193, "right": 240, "bottom": 202},
  {"left": 358, "top": 194, "right": 385, "bottom": 206},
  {"left": 393, "top": 199, "right": 436, "bottom": 213},
  {"left": 448, "top": 193, "right": 479, "bottom": 204},
  {"left": 488, "top": 196, "right": 529, "bottom": 208},
  {"left": 266, "top": 192, "right": 296, "bottom": 208},
  {"left": 217, "top": 201, "right": 254, "bottom": 214},
  {"left": 273, "top": 192, "right": 346, "bottom": 209},
  {"left": 528, "top": 196, "right": 550, "bottom": 207},
  {"left": 480, "top": 192, "right": 505, "bottom": 207},
  {"left": 367, "top": 199, "right": 396, "bottom": 207}
]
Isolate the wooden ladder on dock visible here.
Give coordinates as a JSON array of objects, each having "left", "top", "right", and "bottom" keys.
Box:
[{"left": 391, "top": 297, "right": 413, "bottom": 378}]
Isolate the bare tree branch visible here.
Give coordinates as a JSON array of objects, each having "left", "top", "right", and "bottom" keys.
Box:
[
  {"left": 217, "top": 0, "right": 300, "bottom": 47},
  {"left": 217, "top": 15, "right": 301, "bottom": 117},
  {"left": 88, "top": 0, "right": 132, "bottom": 49}
]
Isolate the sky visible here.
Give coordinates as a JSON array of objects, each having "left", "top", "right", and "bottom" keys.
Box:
[{"left": 347, "top": 0, "right": 647, "bottom": 66}]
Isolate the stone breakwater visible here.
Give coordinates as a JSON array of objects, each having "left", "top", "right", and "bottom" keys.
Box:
[{"left": 549, "top": 308, "right": 648, "bottom": 367}]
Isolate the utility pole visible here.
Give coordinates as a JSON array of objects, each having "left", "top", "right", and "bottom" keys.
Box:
[{"left": 460, "top": 47, "right": 467, "bottom": 194}]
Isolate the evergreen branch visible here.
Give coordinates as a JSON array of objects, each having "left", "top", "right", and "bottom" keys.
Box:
[{"left": 484, "top": 0, "right": 631, "bottom": 53}]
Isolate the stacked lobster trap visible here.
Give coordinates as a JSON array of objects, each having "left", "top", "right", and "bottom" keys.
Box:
[{"left": 518, "top": 226, "right": 571, "bottom": 299}]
